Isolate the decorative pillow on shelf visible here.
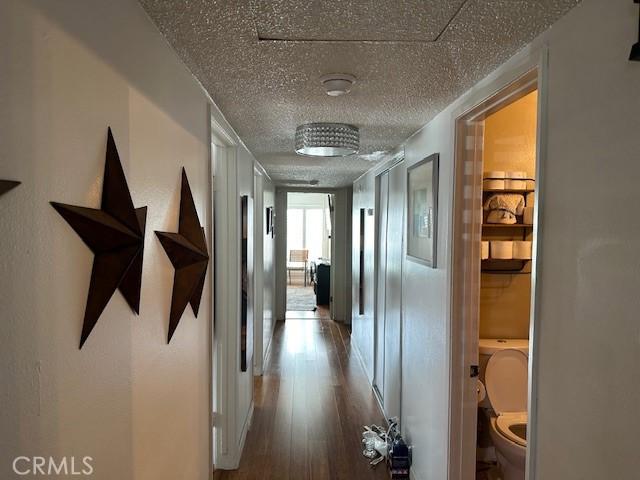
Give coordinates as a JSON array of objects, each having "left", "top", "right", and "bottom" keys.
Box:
[{"left": 483, "top": 193, "right": 525, "bottom": 224}]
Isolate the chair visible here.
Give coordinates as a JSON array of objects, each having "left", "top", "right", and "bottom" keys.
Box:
[{"left": 287, "top": 249, "right": 309, "bottom": 286}]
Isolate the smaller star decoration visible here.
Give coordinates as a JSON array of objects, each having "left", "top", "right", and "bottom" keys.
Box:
[
  {"left": 51, "top": 127, "right": 147, "bottom": 349},
  {"left": 155, "top": 168, "right": 209, "bottom": 343}
]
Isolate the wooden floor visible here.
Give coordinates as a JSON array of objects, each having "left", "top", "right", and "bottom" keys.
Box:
[{"left": 214, "top": 315, "right": 388, "bottom": 480}]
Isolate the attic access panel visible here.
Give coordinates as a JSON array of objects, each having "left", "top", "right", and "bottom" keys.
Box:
[{"left": 254, "top": 0, "right": 466, "bottom": 42}]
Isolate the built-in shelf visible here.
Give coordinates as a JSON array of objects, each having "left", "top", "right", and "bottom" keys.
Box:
[
  {"left": 483, "top": 223, "right": 533, "bottom": 228},
  {"left": 481, "top": 258, "right": 531, "bottom": 274},
  {"left": 483, "top": 188, "right": 535, "bottom": 194}
]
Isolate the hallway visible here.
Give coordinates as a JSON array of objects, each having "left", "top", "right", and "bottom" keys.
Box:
[{"left": 214, "top": 317, "right": 387, "bottom": 480}]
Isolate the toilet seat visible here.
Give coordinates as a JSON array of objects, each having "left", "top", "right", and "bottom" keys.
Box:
[
  {"left": 496, "top": 413, "right": 527, "bottom": 447},
  {"left": 485, "top": 348, "right": 529, "bottom": 415}
]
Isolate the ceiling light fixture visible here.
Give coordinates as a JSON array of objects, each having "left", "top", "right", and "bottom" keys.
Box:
[
  {"left": 320, "top": 73, "right": 356, "bottom": 96},
  {"left": 295, "top": 123, "right": 359, "bottom": 157},
  {"left": 281, "top": 179, "right": 320, "bottom": 186},
  {"left": 630, "top": 0, "right": 640, "bottom": 61}
]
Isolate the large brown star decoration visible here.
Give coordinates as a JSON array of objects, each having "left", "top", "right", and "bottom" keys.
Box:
[
  {"left": 51, "top": 127, "right": 147, "bottom": 349},
  {"left": 0, "top": 180, "right": 21, "bottom": 197},
  {"left": 155, "top": 168, "right": 209, "bottom": 343}
]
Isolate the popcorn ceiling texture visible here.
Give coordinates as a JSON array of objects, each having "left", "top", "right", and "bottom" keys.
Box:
[{"left": 139, "top": 0, "right": 580, "bottom": 187}]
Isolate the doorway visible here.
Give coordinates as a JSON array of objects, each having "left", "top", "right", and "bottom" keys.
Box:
[
  {"left": 451, "top": 68, "right": 542, "bottom": 480},
  {"left": 285, "top": 192, "right": 333, "bottom": 317},
  {"left": 374, "top": 160, "right": 405, "bottom": 422}
]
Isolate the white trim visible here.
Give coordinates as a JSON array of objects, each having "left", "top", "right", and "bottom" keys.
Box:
[
  {"left": 211, "top": 108, "right": 252, "bottom": 470},
  {"left": 253, "top": 170, "right": 265, "bottom": 376},
  {"left": 351, "top": 334, "right": 373, "bottom": 383},
  {"left": 526, "top": 46, "right": 549, "bottom": 480},
  {"left": 446, "top": 48, "right": 547, "bottom": 480}
]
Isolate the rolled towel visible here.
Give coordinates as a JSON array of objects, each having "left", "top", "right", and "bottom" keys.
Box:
[
  {"left": 483, "top": 171, "right": 506, "bottom": 190},
  {"left": 483, "top": 179, "right": 505, "bottom": 190},
  {"left": 513, "top": 241, "right": 532, "bottom": 260},
  {"left": 491, "top": 241, "right": 513, "bottom": 260},
  {"left": 481, "top": 241, "right": 489, "bottom": 260}
]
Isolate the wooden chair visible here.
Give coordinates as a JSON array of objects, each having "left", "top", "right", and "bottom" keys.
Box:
[{"left": 287, "top": 249, "right": 309, "bottom": 286}]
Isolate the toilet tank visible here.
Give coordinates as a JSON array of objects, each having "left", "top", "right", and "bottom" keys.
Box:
[{"left": 478, "top": 339, "right": 529, "bottom": 408}]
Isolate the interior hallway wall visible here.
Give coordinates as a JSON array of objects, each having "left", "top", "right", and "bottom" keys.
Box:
[
  {"left": 530, "top": 0, "right": 640, "bottom": 477},
  {"left": 262, "top": 180, "right": 276, "bottom": 365},
  {"left": 352, "top": 1, "right": 640, "bottom": 479},
  {"left": 252, "top": 171, "right": 276, "bottom": 376},
  {"left": 0, "top": 0, "right": 259, "bottom": 478}
]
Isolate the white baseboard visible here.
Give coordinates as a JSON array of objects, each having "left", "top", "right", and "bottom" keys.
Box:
[
  {"left": 238, "top": 401, "right": 254, "bottom": 459},
  {"left": 351, "top": 336, "right": 373, "bottom": 385}
]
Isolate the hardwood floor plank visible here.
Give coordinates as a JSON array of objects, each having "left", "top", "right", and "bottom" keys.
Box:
[{"left": 214, "top": 318, "right": 388, "bottom": 480}]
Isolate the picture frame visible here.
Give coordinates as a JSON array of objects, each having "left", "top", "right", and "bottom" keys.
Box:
[
  {"left": 265, "top": 206, "right": 271, "bottom": 235},
  {"left": 240, "top": 195, "right": 253, "bottom": 371},
  {"left": 406, "top": 153, "right": 439, "bottom": 267}
]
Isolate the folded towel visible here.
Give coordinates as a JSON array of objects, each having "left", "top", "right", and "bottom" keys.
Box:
[{"left": 484, "top": 194, "right": 525, "bottom": 224}]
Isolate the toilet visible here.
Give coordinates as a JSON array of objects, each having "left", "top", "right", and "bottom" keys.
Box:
[{"left": 484, "top": 346, "right": 529, "bottom": 480}]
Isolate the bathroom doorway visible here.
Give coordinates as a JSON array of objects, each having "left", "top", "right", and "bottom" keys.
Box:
[{"left": 451, "top": 68, "right": 543, "bottom": 480}]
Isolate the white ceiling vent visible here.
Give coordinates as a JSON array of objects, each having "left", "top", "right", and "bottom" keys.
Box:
[{"left": 320, "top": 73, "right": 356, "bottom": 96}]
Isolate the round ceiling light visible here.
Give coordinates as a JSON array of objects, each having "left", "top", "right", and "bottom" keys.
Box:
[
  {"left": 295, "top": 123, "right": 359, "bottom": 157},
  {"left": 320, "top": 73, "right": 356, "bottom": 96}
]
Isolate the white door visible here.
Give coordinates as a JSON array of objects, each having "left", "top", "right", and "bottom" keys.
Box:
[
  {"left": 375, "top": 163, "right": 404, "bottom": 421},
  {"left": 374, "top": 172, "right": 389, "bottom": 401},
  {"left": 383, "top": 161, "right": 405, "bottom": 422}
]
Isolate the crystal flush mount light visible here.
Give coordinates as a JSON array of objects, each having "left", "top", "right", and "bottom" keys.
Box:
[{"left": 295, "top": 123, "right": 359, "bottom": 157}]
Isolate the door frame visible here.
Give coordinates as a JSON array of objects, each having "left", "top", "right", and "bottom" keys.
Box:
[
  {"left": 372, "top": 156, "right": 405, "bottom": 415},
  {"left": 373, "top": 170, "right": 389, "bottom": 403},
  {"left": 275, "top": 187, "right": 339, "bottom": 320},
  {"left": 209, "top": 108, "right": 242, "bottom": 471},
  {"left": 449, "top": 49, "right": 548, "bottom": 480}
]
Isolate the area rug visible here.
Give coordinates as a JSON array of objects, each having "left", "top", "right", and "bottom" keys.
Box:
[{"left": 286, "top": 286, "right": 317, "bottom": 311}]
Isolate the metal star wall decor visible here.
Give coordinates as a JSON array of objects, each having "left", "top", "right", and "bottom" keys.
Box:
[
  {"left": 51, "top": 127, "right": 147, "bottom": 349},
  {"left": 0, "top": 180, "right": 21, "bottom": 197},
  {"left": 155, "top": 168, "right": 209, "bottom": 343}
]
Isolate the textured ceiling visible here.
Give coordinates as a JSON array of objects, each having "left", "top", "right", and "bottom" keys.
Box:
[{"left": 139, "top": 0, "right": 580, "bottom": 187}]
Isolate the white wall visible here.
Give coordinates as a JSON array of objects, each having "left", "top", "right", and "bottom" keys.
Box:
[
  {"left": 0, "top": 0, "right": 273, "bottom": 478},
  {"left": 235, "top": 147, "right": 255, "bottom": 457},
  {"left": 331, "top": 187, "right": 353, "bottom": 323},
  {"left": 252, "top": 170, "right": 276, "bottom": 376},
  {"left": 352, "top": 1, "right": 640, "bottom": 479},
  {"left": 352, "top": 173, "right": 381, "bottom": 382},
  {"left": 262, "top": 181, "right": 276, "bottom": 362},
  {"left": 532, "top": 0, "right": 640, "bottom": 477},
  {"left": 0, "top": 0, "right": 215, "bottom": 478}
]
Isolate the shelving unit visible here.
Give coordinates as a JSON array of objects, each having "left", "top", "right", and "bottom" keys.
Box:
[
  {"left": 481, "top": 259, "right": 531, "bottom": 274},
  {"left": 482, "top": 181, "right": 535, "bottom": 274},
  {"left": 482, "top": 223, "right": 533, "bottom": 228},
  {"left": 483, "top": 188, "right": 535, "bottom": 194}
]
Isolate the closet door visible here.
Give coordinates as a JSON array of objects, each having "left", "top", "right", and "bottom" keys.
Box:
[
  {"left": 374, "top": 172, "right": 389, "bottom": 400},
  {"left": 383, "top": 161, "right": 405, "bottom": 422}
]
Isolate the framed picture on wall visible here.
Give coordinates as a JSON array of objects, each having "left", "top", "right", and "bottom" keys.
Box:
[
  {"left": 406, "top": 153, "right": 439, "bottom": 267},
  {"left": 265, "top": 206, "right": 271, "bottom": 235},
  {"left": 240, "top": 195, "right": 253, "bottom": 372}
]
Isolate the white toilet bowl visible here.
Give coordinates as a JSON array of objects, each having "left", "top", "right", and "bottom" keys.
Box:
[
  {"left": 484, "top": 348, "right": 529, "bottom": 480},
  {"left": 489, "top": 412, "right": 527, "bottom": 480}
]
